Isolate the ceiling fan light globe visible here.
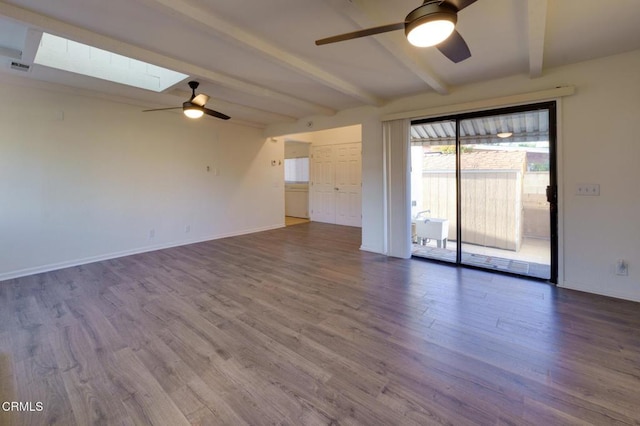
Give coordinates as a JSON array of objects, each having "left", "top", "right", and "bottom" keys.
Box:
[
  {"left": 183, "top": 105, "right": 204, "bottom": 119},
  {"left": 407, "top": 19, "right": 455, "bottom": 47},
  {"left": 404, "top": 2, "right": 458, "bottom": 48},
  {"left": 184, "top": 109, "right": 204, "bottom": 119}
]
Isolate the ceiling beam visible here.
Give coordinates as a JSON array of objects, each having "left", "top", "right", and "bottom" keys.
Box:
[
  {"left": 325, "top": 0, "right": 450, "bottom": 95},
  {"left": 527, "top": 0, "right": 548, "bottom": 78},
  {"left": 0, "top": 1, "right": 335, "bottom": 117},
  {"left": 139, "top": 0, "right": 384, "bottom": 106},
  {"left": 0, "top": 72, "right": 293, "bottom": 128},
  {"left": 0, "top": 45, "right": 21, "bottom": 60},
  {"left": 166, "top": 88, "right": 297, "bottom": 125},
  {"left": 21, "top": 28, "right": 42, "bottom": 63}
]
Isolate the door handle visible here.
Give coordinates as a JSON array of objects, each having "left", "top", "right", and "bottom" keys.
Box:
[
  {"left": 546, "top": 185, "right": 557, "bottom": 203},
  {"left": 334, "top": 187, "right": 339, "bottom": 191}
]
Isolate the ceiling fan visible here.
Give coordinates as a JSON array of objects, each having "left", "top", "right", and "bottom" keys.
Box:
[
  {"left": 316, "top": 0, "right": 478, "bottom": 63},
  {"left": 143, "top": 81, "right": 230, "bottom": 120}
]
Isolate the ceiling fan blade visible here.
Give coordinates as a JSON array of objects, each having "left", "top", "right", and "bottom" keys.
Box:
[
  {"left": 192, "top": 93, "right": 210, "bottom": 107},
  {"left": 445, "top": 0, "right": 478, "bottom": 11},
  {"left": 203, "top": 108, "right": 231, "bottom": 120},
  {"left": 315, "top": 22, "right": 405, "bottom": 46},
  {"left": 437, "top": 29, "right": 471, "bottom": 63},
  {"left": 143, "top": 107, "right": 182, "bottom": 112}
]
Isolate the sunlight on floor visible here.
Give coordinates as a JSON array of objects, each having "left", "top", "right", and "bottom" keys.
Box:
[{"left": 285, "top": 216, "right": 310, "bottom": 226}]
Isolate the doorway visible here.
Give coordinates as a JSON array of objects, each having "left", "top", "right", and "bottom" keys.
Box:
[
  {"left": 279, "top": 125, "right": 363, "bottom": 228},
  {"left": 410, "top": 102, "right": 557, "bottom": 282},
  {"left": 284, "top": 140, "right": 311, "bottom": 225}
]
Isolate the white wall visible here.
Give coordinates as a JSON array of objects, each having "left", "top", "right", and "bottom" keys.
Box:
[
  {"left": 0, "top": 79, "right": 284, "bottom": 280},
  {"left": 267, "top": 49, "right": 640, "bottom": 302},
  {"left": 284, "top": 141, "right": 310, "bottom": 159},
  {"left": 308, "top": 125, "right": 361, "bottom": 146}
]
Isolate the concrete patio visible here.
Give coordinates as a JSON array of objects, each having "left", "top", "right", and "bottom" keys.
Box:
[{"left": 412, "top": 237, "right": 551, "bottom": 279}]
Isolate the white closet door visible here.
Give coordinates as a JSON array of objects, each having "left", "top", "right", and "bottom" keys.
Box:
[{"left": 311, "top": 143, "right": 361, "bottom": 227}]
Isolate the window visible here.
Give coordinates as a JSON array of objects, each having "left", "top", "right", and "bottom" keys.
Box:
[
  {"left": 34, "top": 33, "right": 188, "bottom": 92},
  {"left": 284, "top": 158, "right": 309, "bottom": 183}
]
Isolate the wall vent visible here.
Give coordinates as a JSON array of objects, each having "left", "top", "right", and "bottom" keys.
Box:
[{"left": 10, "top": 61, "right": 31, "bottom": 72}]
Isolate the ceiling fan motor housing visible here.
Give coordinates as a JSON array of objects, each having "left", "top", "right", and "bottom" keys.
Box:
[
  {"left": 405, "top": 2, "right": 458, "bottom": 38},
  {"left": 183, "top": 101, "right": 200, "bottom": 109}
]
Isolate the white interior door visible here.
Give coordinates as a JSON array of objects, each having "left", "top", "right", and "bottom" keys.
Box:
[
  {"left": 311, "top": 146, "right": 336, "bottom": 224},
  {"left": 311, "top": 143, "right": 362, "bottom": 227},
  {"left": 335, "top": 144, "right": 362, "bottom": 227}
]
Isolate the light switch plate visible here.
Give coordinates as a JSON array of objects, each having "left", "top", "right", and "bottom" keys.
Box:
[{"left": 575, "top": 183, "right": 600, "bottom": 196}]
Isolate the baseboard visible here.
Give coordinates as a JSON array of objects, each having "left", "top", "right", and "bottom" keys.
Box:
[
  {"left": 559, "top": 281, "right": 640, "bottom": 303},
  {"left": 359, "top": 245, "right": 384, "bottom": 255},
  {"left": 0, "top": 223, "right": 284, "bottom": 283}
]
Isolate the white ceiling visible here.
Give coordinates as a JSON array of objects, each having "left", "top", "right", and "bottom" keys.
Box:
[{"left": 1, "top": 0, "right": 640, "bottom": 127}]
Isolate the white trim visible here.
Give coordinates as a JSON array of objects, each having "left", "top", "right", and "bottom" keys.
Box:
[
  {"left": 382, "top": 86, "right": 575, "bottom": 122},
  {"left": 555, "top": 97, "right": 565, "bottom": 285},
  {"left": 360, "top": 245, "right": 384, "bottom": 255},
  {"left": 0, "top": 224, "right": 284, "bottom": 282},
  {"left": 382, "top": 126, "right": 390, "bottom": 256},
  {"left": 559, "top": 282, "right": 640, "bottom": 304}
]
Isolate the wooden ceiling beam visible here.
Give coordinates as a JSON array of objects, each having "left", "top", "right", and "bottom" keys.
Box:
[
  {"left": 325, "top": 0, "right": 450, "bottom": 95},
  {"left": 527, "top": 0, "right": 548, "bottom": 78},
  {"left": 139, "top": 0, "right": 384, "bottom": 106}
]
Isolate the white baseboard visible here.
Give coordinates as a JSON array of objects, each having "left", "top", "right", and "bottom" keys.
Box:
[
  {"left": 359, "top": 245, "right": 384, "bottom": 255},
  {"left": 0, "top": 224, "right": 284, "bottom": 283},
  {"left": 558, "top": 281, "right": 640, "bottom": 303}
]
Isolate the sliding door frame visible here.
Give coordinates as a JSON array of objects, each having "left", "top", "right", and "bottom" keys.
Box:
[{"left": 412, "top": 101, "right": 558, "bottom": 283}]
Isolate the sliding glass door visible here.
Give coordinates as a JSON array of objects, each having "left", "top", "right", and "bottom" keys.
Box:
[
  {"left": 410, "top": 120, "right": 458, "bottom": 264},
  {"left": 410, "top": 103, "right": 557, "bottom": 282}
]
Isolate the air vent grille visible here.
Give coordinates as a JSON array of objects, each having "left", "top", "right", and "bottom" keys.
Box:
[{"left": 10, "top": 61, "right": 31, "bottom": 72}]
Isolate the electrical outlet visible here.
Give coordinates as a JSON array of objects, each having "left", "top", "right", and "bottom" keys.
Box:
[
  {"left": 616, "top": 259, "right": 629, "bottom": 276},
  {"left": 185, "top": 225, "right": 191, "bottom": 233},
  {"left": 149, "top": 229, "right": 155, "bottom": 239}
]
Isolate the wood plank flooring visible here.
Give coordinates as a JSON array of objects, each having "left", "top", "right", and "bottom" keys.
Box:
[
  {"left": 1, "top": 222, "right": 639, "bottom": 425},
  {"left": 285, "top": 216, "right": 310, "bottom": 227}
]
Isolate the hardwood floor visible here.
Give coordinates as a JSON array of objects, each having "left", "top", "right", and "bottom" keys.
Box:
[
  {"left": 285, "top": 216, "right": 310, "bottom": 226},
  {"left": 1, "top": 222, "right": 639, "bottom": 425}
]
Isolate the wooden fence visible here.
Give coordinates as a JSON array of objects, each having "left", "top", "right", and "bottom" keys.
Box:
[{"left": 422, "top": 170, "right": 524, "bottom": 251}]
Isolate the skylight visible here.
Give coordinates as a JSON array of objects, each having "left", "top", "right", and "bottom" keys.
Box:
[{"left": 34, "top": 33, "right": 188, "bottom": 92}]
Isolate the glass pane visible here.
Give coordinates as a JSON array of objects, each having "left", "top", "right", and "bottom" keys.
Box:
[
  {"left": 410, "top": 120, "right": 458, "bottom": 263},
  {"left": 284, "top": 158, "right": 309, "bottom": 183},
  {"left": 459, "top": 110, "right": 551, "bottom": 279}
]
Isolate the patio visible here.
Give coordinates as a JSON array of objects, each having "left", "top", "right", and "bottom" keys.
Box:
[{"left": 412, "top": 237, "right": 551, "bottom": 279}]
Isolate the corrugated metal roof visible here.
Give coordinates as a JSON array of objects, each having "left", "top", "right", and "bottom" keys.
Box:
[{"left": 411, "top": 110, "right": 549, "bottom": 145}]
